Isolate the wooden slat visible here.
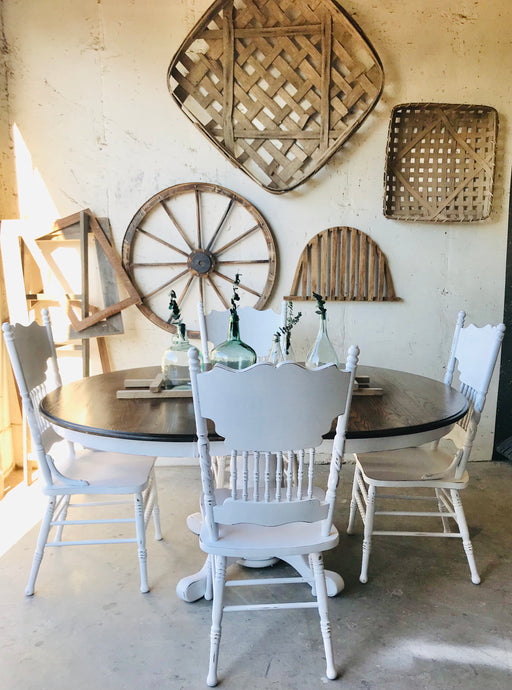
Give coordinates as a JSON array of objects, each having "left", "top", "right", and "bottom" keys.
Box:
[
  {"left": 368, "top": 241, "right": 375, "bottom": 301},
  {"left": 320, "top": 11, "right": 332, "bottom": 152},
  {"left": 285, "top": 226, "right": 401, "bottom": 302},
  {"left": 222, "top": 4, "right": 235, "bottom": 149}
]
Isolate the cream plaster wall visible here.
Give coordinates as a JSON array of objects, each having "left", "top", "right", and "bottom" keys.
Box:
[{"left": 1, "top": 0, "right": 511, "bottom": 458}]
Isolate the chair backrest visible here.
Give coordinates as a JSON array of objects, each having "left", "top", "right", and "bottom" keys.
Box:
[
  {"left": 2, "top": 309, "right": 74, "bottom": 487},
  {"left": 189, "top": 345, "right": 359, "bottom": 540},
  {"left": 198, "top": 302, "right": 286, "bottom": 364},
  {"left": 443, "top": 310, "right": 505, "bottom": 476}
]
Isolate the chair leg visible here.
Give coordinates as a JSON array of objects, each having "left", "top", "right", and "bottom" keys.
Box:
[
  {"left": 207, "top": 555, "right": 226, "bottom": 687},
  {"left": 435, "top": 488, "right": 451, "bottom": 533},
  {"left": 205, "top": 554, "right": 214, "bottom": 601},
  {"left": 451, "top": 489, "right": 480, "bottom": 584},
  {"left": 360, "top": 484, "right": 376, "bottom": 584},
  {"left": 310, "top": 552, "right": 337, "bottom": 680},
  {"left": 26, "top": 496, "right": 56, "bottom": 596},
  {"left": 54, "top": 495, "right": 71, "bottom": 542},
  {"left": 347, "top": 464, "right": 361, "bottom": 534},
  {"left": 150, "top": 469, "right": 162, "bottom": 541},
  {"left": 134, "top": 492, "right": 149, "bottom": 593}
]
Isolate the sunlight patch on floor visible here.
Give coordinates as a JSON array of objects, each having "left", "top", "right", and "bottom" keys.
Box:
[
  {"left": 0, "top": 476, "right": 44, "bottom": 558},
  {"left": 384, "top": 639, "right": 512, "bottom": 672}
]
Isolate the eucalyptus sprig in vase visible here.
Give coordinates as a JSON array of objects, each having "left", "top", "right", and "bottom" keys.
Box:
[
  {"left": 268, "top": 301, "right": 302, "bottom": 363},
  {"left": 305, "top": 292, "right": 339, "bottom": 369},
  {"left": 161, "top": 290, "right": 192, "bottom": 388},
  {"left": 210, "top": 273, "right": 257, "bottom": 369}
]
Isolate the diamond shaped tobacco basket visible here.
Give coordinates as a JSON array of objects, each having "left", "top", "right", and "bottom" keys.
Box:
[{"left": 167, "top": 0, "right": 384, "bottom": 194}]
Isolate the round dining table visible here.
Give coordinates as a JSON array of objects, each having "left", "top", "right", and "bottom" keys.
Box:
[
  {"left": 40, "top": 364, "right": 469, "bottom": 457},
  {"left": 39, "top": 363, "right": 468, "bottom": 602}
]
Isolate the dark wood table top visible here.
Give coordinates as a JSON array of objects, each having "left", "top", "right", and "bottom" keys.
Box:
[{"left": 40, "top": 365, "right": 469, "bottom": 447}]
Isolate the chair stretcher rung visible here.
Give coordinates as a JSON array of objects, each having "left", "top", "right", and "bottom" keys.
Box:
[
  {"left": 51, "top": 518, "right": 135, "bottom": 526},
  {"left": 372, "top": 530, "right": 462, "bottom": 537},
  {"left": 226, "top": 577, "right": 308, "bottom": 587},
  {"left": 376, "top": 494, "right": 439, "bottom": 501},
  {"left": 46, "top": 538, "right": 138, "bottom": 546},
  {"left": 67, "top": 500, "right": 132, "bottom": 507},
  {"left": 375, "top": 510, "right": 455, "bottom": 518},
  {"left": 224, "top": 602, "right": 319, "bottom": 612}
]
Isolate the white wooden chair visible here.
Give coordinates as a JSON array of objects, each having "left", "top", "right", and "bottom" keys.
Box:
[
  {"left": 197, "top": 302, "right": 286, "bottom": 487},
  {"left": 197, "top": 302, "right": 286, "bottom": 366},
  {"left": 188, "top": 345, "right": 359, "bottom": 686},
  {"left": 2, "top": 309, "right": 162, "bottom": 595},
  {"left": 347, "top": 311, "right": 505, "bottom": 585}
]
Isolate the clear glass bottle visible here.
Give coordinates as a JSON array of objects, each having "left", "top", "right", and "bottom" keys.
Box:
[
  {"left": 268, "top": 334, "right": 284, "bottom": 365},
  {"left": 161, "top": 324, "right": 192, "bottom": 389},
  {"left": 305, "top": 313, "right": 339, "bottom": 369},
  {"left": 211, "top": 312, "right": 257, "bottom": 370}
]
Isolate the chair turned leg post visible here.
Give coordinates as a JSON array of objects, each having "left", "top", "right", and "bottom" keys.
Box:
[
  {"left": 310, "top": 552, "right": 337, "bottom": 680},
  {"left": 134, "top": 492, "right": 149, "bottom": 593},
  {"left": 435, "top": 488, "right": 451, "bottom": 533},
  {"left": 54, "top": 495, "right": 70, "bottom": 542},
  {"left": 150, "top": 470, "right": 163, "bottom": 541},
  {"left": 451, "top": 489, "right": 480, "bottom": 584},
  {"left": 347, "top": 464, "right": 361, "bottom": 534},
  {"left": 360, "top": 484, "right": 376, "bottom": 584},
  {"left": 207, "top": 555, "right": 226, "bottom": 687},
  {"left": 26, "top": 496, "right": 56, "bottom": 596}
]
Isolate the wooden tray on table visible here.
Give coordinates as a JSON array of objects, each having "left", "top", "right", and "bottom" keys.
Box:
[{"left": 116, "top": 372, "right": 382, "bottom": 398}]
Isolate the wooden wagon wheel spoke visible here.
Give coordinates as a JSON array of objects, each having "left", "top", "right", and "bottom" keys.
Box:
[
  {"left": 131, "top": 261, "right": 189, "bottom": 268},
  {"left": 214, "top": 223, "right": 261, "bottom": 256},
  {"left": 217, "top": 259, "right": 270, "bottom": 265},
  {"left": 176, "top": 273, "right": 196, "bottom": 308},
  {"left": 142, "top": 268, "right": 190, "bottom": 301},
  {"left": 206, "top": 275, "right": 230, "bottom": 310},
  {"left": 205, "top": 198, "right": 235, "bottom": 253},
  {"left": 212, "top": 270, "right": 262, "bottom": 299},
  {"left": 122, "top": 182, "right": 276, "bottom": 337},
  {"left": 195, "top": 188, "right": 202, "bottom": 249},
  {"left": 136, "top": 227, "right": 189, "bottom": 256},
  {"left": 160, "top": 200, "right": 195, "bottom": 252}
]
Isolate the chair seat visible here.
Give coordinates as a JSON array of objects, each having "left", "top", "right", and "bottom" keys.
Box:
[
  {"left": 47, "top": 450, "right": 156, "bottom": 495},
  {"left": 200, "top": 520, "right": 339, "bottom": 558},
  {"left": 356, "top": 445, "right": 469, "bottom": 488}
]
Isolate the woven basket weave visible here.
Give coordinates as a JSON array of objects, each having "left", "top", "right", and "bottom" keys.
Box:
[
  {"left": 168, "top": 0, "right": 383, "bottom": 194},
  {"left": 384, "top": 103, "right": 498, "bottom": 222}
]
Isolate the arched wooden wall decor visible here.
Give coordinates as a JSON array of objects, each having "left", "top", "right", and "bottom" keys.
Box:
[
  {"left": 285, "top": 227, "right": 400, "bottom": 302},
  {"left": 167, "top": 0, "right": 384, "bottom": 194}
]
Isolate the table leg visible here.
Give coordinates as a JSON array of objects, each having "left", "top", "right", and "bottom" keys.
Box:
[{"left": 176, "top": 557, "right": 211, "bottom": 602}]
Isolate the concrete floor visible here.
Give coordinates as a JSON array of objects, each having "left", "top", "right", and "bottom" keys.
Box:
[{"left": 1, "top": 460, "right": 511, "bottom": 690}]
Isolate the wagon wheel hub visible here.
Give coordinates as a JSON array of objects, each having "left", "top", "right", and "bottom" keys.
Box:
[{"left": 188, "top": 249, "right": 215, "bottom": 276}]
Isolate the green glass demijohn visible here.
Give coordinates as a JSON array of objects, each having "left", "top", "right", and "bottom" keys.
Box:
[{"left": 211, "top": 310, "right": 257, "bottom": 370}]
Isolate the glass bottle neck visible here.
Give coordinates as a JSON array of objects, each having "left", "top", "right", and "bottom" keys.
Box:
[
  {"left": 174, "top": 322, "right": 188, "bottom": 344},
  {"left": 228, "top": 313, "right": 241, "bottom": 341}
]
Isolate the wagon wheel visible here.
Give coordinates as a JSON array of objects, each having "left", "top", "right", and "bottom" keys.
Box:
[{"left": 122, "top": 183, "right": 277, "bottom": 339}]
